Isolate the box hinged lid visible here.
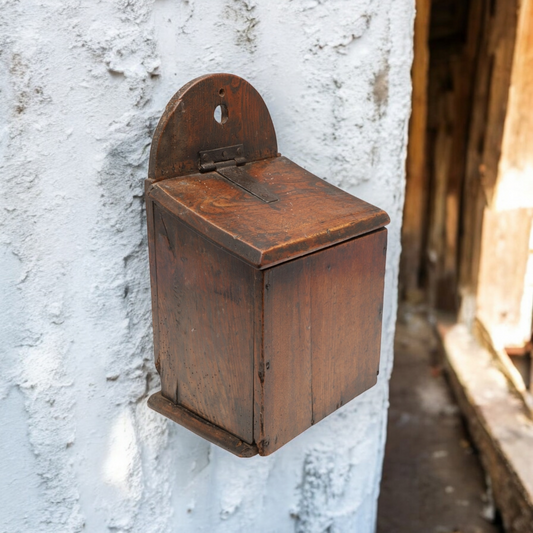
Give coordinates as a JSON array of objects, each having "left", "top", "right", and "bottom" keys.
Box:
[{"left": 147, "top": 73, "right": 389, "bottom": 269}]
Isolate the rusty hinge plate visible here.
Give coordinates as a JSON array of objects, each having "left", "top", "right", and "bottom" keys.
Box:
[
  {"left": 198, "top": 144, "right": 278, "bottom": 204},
  {"left": 198, "top": 144, "right": 246, "bottom": 172}
]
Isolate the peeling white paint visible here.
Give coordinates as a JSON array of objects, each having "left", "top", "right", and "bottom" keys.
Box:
[{"left": 0, "top": 0, "right": 414, "bottom": 532}]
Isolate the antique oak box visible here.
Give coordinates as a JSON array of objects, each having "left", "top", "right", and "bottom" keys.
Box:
[{"left": 146, "top": 74, "right": 389, "bottom": 457}]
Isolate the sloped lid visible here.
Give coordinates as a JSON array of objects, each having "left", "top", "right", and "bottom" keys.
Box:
[{"left": 147, "top": 74, "right": 389, "bottom": 269}]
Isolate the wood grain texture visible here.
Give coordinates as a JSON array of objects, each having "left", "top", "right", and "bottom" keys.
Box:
[
  {"left": 146, "top": 74, "right": 389, "bottom": 457},
  {"left": 148, "top": 392, "right": 258, "bottom": 458},
  {"left": 498, "top": 0, "right": 533, "bottom": 196},
  {"left": 153, "top": 204, "right": 255, "bottom": 443},
  {"left": 400, "top": 0, "right": 431, "bottom": 298},
  {"left": 252, "top": 268, "right": 265, "bottom": 446},
  {"left": 148, "top": 73, "right": 277, "bottom": 182},
  {"left": 405, "top": 0, "right": 484, "bottom": 311},
  {"left": 310, "top": 230, "right": 386, "bottom": 423},
  {"left": 148, "top": 156, "right": 389, "bottom": 269},
  {"left": 261, "top": 256, "right": 313, "bottom": 454},
  {"left": 261, "top": 229, "right": 387, "bottom": 454},
  {"left": 459, "top": 0, "right": 519, "bottom": 295},
  {"left": 400, "top": 0, "right": 526, "bottom": 313},
  {"left": 145, "top": 179, "right": 161, "bottom": 374}
]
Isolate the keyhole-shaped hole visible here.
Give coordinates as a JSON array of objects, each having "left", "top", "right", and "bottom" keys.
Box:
[{"left": 214, "top": 104, "right": 228, "bottom": 124}]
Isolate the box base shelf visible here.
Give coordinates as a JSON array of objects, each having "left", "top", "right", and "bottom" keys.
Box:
[{"left": 148, "top": 391, "right": 258, "bottom": 458}]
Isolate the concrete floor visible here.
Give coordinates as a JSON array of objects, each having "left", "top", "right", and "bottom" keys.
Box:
[{"left": 377, "top": 307, "right": 503, "bottom": 533}]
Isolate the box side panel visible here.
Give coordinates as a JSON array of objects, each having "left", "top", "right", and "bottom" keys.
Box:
[
  {"left": 262, "top": 259, "right": 313, "bottom": 455},
  {"left": 145, "top": 180, "right": 161, "bottom": 373},
  {"left": 153, "top": 203, "right": 255, "bottom": 444},
  {"left": 252, "top": 268, "right": 265, "bottom": 446},
  {"left": 310, "top": 229, "right": 387, "bottom": 423},
  {"left": 262, "top": 229, "right": 387, "bottom": 454}
]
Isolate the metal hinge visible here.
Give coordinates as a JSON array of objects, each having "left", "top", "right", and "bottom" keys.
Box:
[
  {"left": 197, "top": 144, "right": 279, "bottom": 204},
  {"left": 198, "top": 144, "right": 246, "bottom": 172}
]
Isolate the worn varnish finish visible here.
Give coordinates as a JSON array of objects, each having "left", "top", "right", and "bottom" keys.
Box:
[
  {"left": 153, "top": 206, "right": 255, "bottom": 442},
  {"left": 146, "top": 74, "right": 389, "bottom": 456},
  {"left": 148, "top": 74, "right": 277, "bottom": 181},
  {"left": 149, "top": 156, "right": 388, "bottom": 269},
  {"left": 261, "top": 230, "right": 387, "bottom": 454},
  {"left": 148, "top": 392, "right": 258, "bottom": 458}
]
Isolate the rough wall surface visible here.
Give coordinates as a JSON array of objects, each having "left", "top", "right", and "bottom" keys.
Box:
[{"left": 0, "top": 1, "right": 413, "bottom": 532}]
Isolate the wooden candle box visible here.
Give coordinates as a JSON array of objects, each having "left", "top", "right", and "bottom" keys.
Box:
[{"left": 146, "top": 74, "right": 389, "bottom": 457}]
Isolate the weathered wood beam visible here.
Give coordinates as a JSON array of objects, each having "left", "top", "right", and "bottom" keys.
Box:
[
  {"left": 439, "top": 322, "right": 533, "bottom": 533},
  {"left": 400, "top": 0, "right": 431, "bottom": 300}
]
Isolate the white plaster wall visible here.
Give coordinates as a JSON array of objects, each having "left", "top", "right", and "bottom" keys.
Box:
[{"left": 0, "top": 1, "right": 413, "bottom": 532}]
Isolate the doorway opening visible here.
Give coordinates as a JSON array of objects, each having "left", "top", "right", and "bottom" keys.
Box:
[{"left": 379, "top": 0, "right": 533, "bottom": 530}]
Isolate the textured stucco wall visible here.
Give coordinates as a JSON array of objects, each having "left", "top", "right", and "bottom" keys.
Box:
[{"left": 0, "top": 1, "right": 414, "bottom": 532}]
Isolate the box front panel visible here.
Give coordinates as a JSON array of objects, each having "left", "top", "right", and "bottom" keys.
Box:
[
  {"left": 262, "top": 229, "right": 387, "bottom": 454},
  {"left": 309, "top": 229, "right": 387, "bottom": 423},
  {"left": 261, "top": 259, "right": 313, "bottom": 452},
  {"left": 153, "top": 204, "right": 255, "bottom": 444}
]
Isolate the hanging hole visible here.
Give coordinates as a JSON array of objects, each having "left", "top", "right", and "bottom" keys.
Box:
[
  {"left": 214, "top": 104, "right": 228, "bottom": 124},
  {"left": 219, "top": 88, "right": 225, "bottom": 97}
]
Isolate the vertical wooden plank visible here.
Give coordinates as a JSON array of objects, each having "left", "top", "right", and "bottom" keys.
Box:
[
  {"left": 262, "top": 230, "right": 387, "bottom": 454},
  {"left": 153, "top": 206, "right": 178, "bottom": 403},
  {"left": 495, "top": 0, "right": 533, "bottom": 207},
  {"left": 414, "top": 0, "right": 485, "bottom": 311},
  {"left": 262, "top": 255, "right": 312, "bottom": 454},
  {"left": 426, "top": 118, "right": 453, "bottom": 309},
  {"left": 424, "top": 0, "right": 484, "bottom": 311},
  {"left": 253, "top": 268, "right": 265, "bottom": 446},
  {"left": 458, "top": 0, "right": 533, "bottom": 403},
  {"left": 459, "top": 0, "right": 520, "bottom": 309},
  {"left": 154, "top": 205, "right": 255, "bottom": 443},
  {"left": 311, "top": 230, "right": 386, "bottom": 423},
  {"left": 400, "top": 0, "right": 431, "bottom": 299},
  {"left": 476, "top": 0, "right": 519, "bottom": 203},
  {"left": 473, "top": 0, "right": 533, "bottom": 355},
  {"left": 477, "top": 209, "right": 533, "bottom": 349},
  {"left": 145, "top": 180, "right": 161, "bottom": 373},
  {"left": 530, "top": 351, "right": 533, "bottom": 394},
  {"left": 439, "top": 0, "right": 485, "bottom": 308}
]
